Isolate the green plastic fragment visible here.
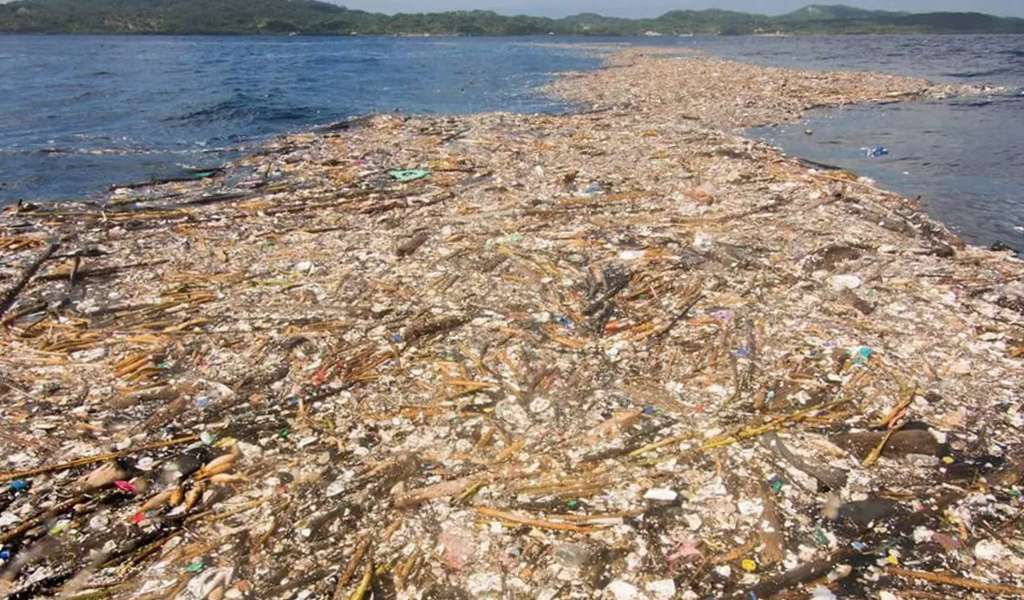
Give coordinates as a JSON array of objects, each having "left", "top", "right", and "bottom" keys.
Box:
[
  {"left": 813, "top": 525, "right": 830, "bottom": 547},
  {"left": 185, "top": 559, "right": 205, "bottom": 573},
  {"left": 388, "top": 169, "right": 431, "bottom": 182}
]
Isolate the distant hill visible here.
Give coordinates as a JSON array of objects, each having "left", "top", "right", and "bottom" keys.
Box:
[
  {"left": 778, "top": 4, "right": 907, "bottom": 22},
  {"left": 2, "top": 1, "right": 1023, "bottom": 35}
]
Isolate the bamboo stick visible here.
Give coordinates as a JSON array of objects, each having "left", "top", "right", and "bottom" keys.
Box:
[
  {"left": 475, "top": 507, "right": 597, "bottom": 533},
  {"left": 888, "top": 567, "right": 1024, "bottom": 596}
]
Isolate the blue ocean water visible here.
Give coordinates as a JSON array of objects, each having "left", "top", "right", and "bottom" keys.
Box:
[
  {"left": 0, "top": 36, "right": 601, "bottom": 203},
  {"left": 1, "top": 34, "right": 1022, "bottom": 247},
  {"left": 695, "top": 35, "right": 1024, "bottom": 249}
]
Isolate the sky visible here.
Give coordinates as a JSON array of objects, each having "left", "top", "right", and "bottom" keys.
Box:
[{"left": 334, "top": 1, "right": 1024, "bottom": 19}]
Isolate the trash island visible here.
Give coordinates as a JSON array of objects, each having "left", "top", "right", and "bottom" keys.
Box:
[{"left": 1, "top": 47, "right": 1023, "bottom": 600}]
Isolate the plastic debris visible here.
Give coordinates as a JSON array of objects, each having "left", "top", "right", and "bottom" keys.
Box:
[
  {"left": 607, "top": 580, "right": 641, "bottom": 600},
  {"left": 974, "top": 539, "right": 1012, "bottom": 562},
  {"left": 553, "top": 542, "right": 592, "bottom": 568},
  {"left": 387, "top": 168, "right": 430, "bottom": 182},
  {"left": 643, "top": 488, "right": 679, "bottom": 502},
  {"left": 827, "top": 274, "right": 862, "bottom": 290},
  {"left": 113, "top": 480, "right": 137, "bottom": 494},
  {"left": 646, "top": 579, "right": 676, "bottom": 598}
]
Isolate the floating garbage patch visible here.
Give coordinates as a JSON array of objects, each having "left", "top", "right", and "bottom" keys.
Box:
[{"left": 0, "top": 48, "right": 1022, "bottom": 600}]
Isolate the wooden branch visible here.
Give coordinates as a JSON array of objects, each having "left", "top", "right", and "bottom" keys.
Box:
[
  {"left": 332, "top": 535, "right": 372, "bottom": 600},
  {"left": 889, "top": 567, "right": 1024, "bottom": 596},
  {"left": 475, "top": 507, "right": 597, "bottom": 533},
  {"left": 0, "top": 241, "right": 58, "bottom": 318},
  {"left": 0, "top": 435, "right": 198, "bottom": 484}
]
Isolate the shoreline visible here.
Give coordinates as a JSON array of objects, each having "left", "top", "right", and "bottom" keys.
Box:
[{"left": 2, "top": 49, "right": 1024, "bottom": 600}]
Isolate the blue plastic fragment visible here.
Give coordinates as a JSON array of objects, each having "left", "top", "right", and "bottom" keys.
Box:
[
  {"left": 852, "top": 540, "right": 868, "bottom": 551},
  {"left": 643, "top": 406, "right": 657, "bottom": 415},
  {"left": 555, "top": 315, "right": 573, "bottom": 327},
  {"left": 859, "top": 347, "right": 873, "bottom": 359},
  {"left": 195, "top": 397, "right": 211, "bottom": 408},
  {"left": 0, "top": 549, "right": 9, "bottom": 561},
  {"left": 391, "top": 334, "right": 403, "bottom": 343},
  {"left": 734, "top": 348, "right": 751, "bottom": 358},
  {"left": 865, "top": 145, "right": 889, "bottom": 158},
  {"left": 8, "top": 480, "right": 29, "bottom": 492}
]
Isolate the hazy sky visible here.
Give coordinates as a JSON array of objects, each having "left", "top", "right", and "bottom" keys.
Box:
[{"left": 336, "top": 1, "right": 1024, "bottom": 19}]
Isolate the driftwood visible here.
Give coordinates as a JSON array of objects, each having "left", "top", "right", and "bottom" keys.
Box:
[
  {"left": 888, "top": 567, "right": 1024, "bottom": 596},
  {"left": 762, "top": 431, "right": 848, "bottom": 490},
  {"left": 393, "top": 476, "right": 480, "bottom": 508},
  {"left": 831, "top": 429, "right": 941, "bottom": 460},
  {"left": 0, "top": 435, "right": 198, "bottom": 484},
  {"left": 737, "top": 452, "right": 1024, "bottom": 600},
  {"left": 0, "top": 241, "right": 58, "bottom": 318},
  {"left": 36, "top": 259, "right": 170, "bottom": 283}
]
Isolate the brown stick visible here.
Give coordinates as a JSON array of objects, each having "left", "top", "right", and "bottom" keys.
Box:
[
  {"left": 333, "top": 535, "right": 372, "bottom": 600},
  {"left": 36, "top": 259, "right": 170, "bottom": 282},
  {"left": 0, "top": 494, "right": 84, "bottom": 544},
  {"left": 0, "top": 435, "right": 198, "bottom": 483},
  {"left": 888, "top": 567, "right": 1024, "bottom": 596},
  {"left": 393, "top": 476, "right": 481, "bottom": 508},
  {"left": 0, "top": 240, "right": 58, "bottom": 318},
  {"left": 346, "top": 561, "right": 373, "bottom": 600},
  {"left": 475, "top": 507, "right": 597, "bottom": 533}
]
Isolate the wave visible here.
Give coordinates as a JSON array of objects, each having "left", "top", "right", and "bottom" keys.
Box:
[
  {"left": 952, "top": 99, "right": 994, "bottom": 108},
  {"left": 940, "top": 66, "right": 1017, "bottom": 79},
  {"left": 169, "top": 94, "right": 321, "bottom": 126}
]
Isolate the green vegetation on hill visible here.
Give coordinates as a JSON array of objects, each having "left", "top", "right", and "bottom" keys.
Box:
[{"left": 1, "top": 1, "right": 1023, "bottom": 35}]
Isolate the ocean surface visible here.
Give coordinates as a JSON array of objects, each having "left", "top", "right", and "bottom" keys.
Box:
[
  {"left": 702, "top": 35, "right": 1024, "bottom": 250},
  {"left": 1, "top": 35, "right": 1022, "bottom": 248}
]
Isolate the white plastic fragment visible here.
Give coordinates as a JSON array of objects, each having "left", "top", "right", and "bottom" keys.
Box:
[
  {"left": 828, "top": 274, "right": 862, "bottom": 290},
  {"left": 467, "top": 572, "right": 503, "bottom": 595},
  {"left": 643, "top": 488, "right": 678, "bottom": 502},
  {"left": 974, "top": 539, "right": 1011, "bottom": 562},
  {"left": 606, "top": 580, "right": 640, "bottom": 600},
  {"left": 645, "top": 579, "right": 676, "bottom": 599}
]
